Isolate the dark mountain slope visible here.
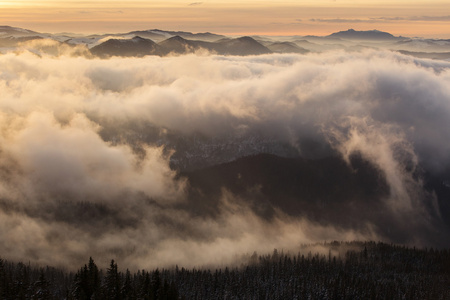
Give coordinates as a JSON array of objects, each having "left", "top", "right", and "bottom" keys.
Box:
[
  {"left": 157, "top": 35, "right": 272, "bottom": 56},
  {"left": 181, "top": 153, "right": 450, "bottom": 245},
  {"left": 158, "top": 35, "right": 217, "bottom": 54},
  {"left": 182, "top": 153, "right": 389, "bottom": 222},
  {"left": 217, "top": 36, "right": 272, "bottom": 55}
]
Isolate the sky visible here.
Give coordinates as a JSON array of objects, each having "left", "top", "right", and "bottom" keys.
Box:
[{"left": 1, "top": 0, "right": 450, "bottom": 37}]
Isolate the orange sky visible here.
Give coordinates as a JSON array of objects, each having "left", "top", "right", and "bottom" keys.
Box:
[{"left": 1, "top": 1, "right": 450, "bottom": 37}]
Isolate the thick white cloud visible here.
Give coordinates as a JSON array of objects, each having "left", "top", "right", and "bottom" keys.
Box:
[
  {"left": 0, "top": 49, "right": 449, "bottom": 270},
  {"left": 0, "top": 111, "right": 183, "bottom": 204}
]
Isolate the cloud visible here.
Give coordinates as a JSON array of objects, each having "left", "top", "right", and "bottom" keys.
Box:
[
  {"left": 188, "top": 2, "right": 203, "bottom": 6},
  {"left": 310, "top": 16, "right": 450, "bottom": 23},
  {"left": 14, "top": 38, "right": 91, "bottom": 57},
  {"left": 309, "top": 18, "right": 379, "bottom": 23},
  {"left": 375, "top": 16, "right": 450, "bottom": 22},
  {"left": 78, "top": 10, "right": 124, "bottom": 14},
  {"left": 4, "top": 112, "right": 184, "bottom": 204},
  {"left": 0, "top": 48, "right": 449, "bottom": 270}
]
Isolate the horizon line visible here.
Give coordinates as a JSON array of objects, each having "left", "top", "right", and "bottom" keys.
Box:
[{"left": 0, "top": 24, "right": 434, "bottom": 39}]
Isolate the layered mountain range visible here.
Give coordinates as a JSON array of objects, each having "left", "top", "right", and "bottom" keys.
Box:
[{"left": 1, "top": 26, "right": 450, "bottom": 59}]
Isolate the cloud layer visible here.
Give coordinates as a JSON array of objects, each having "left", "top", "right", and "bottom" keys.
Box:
[
  {"left": 0, "top": 48, "right": 449, "bottom": 270},
  {"left": 310, "top": 16, "right": 450, "bottom": 23}
]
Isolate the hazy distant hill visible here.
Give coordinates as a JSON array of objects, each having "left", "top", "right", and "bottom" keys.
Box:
[
  {"left": 147, "top": 29, "right": 225, "bottom": 42},
  {"left": 397, "top": 50, "right": 450, "bottom": 60},
  {"left": 266, "top": 41, "right": 309, "bottom": 54},
  {"left": 124, "top": 30, "right": 169, "bottom": 42},
  {"left": 0, "top": 35, "right": 43, "bottom": 47},
  {"left": 391, "top": 39, "right": 450, "bottom": 53},
  {"left": 0, "top": 25, "right": 40, "bottom": 37},
  {"left": 291, "top": 38, "right": 348, "bottom": 52},
  {"left": 0, "top": 26, "right": 45, "bottom": 48},
  {"left": 328, "top": 29, "right": 400, "bottom": 41}
]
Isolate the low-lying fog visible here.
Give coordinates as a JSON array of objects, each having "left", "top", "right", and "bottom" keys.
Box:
[{"left": 0, "top": 47, "right": 449, "bottom": 270}]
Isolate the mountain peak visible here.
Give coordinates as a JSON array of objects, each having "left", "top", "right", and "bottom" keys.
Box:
[
  {"left": 237, "top": 36, "right": 256, "bottom": 42},
  {"left": 167, "top": 35, "right": 187, "bottom": 42},
  {"left": 90, "top": 36, "right": 160, "bottom": 58},
  {"left": 328, "top": 29, "right": 397, "bottom": 40},
  {"left": 131, "top": 36, "right": 147, "bottom": 42},
  {"left": 217, "top": 36, "right": 272, "bottom": 55}
]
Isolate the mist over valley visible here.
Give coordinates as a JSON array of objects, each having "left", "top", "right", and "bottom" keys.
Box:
[{"left": 0, "top": 26, "right": 449, "bottom": 279}]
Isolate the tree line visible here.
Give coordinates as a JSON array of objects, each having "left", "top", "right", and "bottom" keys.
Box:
[{"left": 0, "top": 241, "right": 449, "bottom": 299}]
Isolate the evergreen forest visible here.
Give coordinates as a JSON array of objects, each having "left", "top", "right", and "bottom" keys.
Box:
[{"left": 0, "top": 241, "right": 449, "bottom": 299}]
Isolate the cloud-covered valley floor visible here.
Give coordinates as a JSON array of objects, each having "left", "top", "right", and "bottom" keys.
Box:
[{"left": 0, "top": 49, "right": 449, "bottom": 270}]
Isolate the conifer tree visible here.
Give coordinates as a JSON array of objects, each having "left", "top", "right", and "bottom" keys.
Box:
[
  {"left": 32, "top": 270, "right": 52, "bottom": 300},
  {"left": 103, "top": 259, "right": 121, "bottom": 299},
  {"left": 121, "top": 269, "right": 133, "bottom": 300},
  {"left": 72, "top": 257, "right": 100, "bottom": 299},
  {"left": 151, "top": 269, "right": 161, "bottom": 300},
  {"left": 0, "top": 257, "right": 7, "bottom": 299}
]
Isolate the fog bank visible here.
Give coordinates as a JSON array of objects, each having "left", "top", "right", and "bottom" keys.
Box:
[{"left": 0, "top": 49, "right": 449, "bottom": 269}]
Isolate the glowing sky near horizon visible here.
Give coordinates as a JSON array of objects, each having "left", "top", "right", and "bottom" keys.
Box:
[{"left": 1, "top": 0, "right": 450, "bottom": 37}]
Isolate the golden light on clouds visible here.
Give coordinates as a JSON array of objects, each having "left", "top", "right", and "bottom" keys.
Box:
[{"left": 0, "top": 0, "right": 449, "bottom": 37}]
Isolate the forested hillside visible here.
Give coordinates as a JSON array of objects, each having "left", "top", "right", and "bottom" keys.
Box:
[{"left": 1, "top": 241, "right": 449, "bottom": 299}]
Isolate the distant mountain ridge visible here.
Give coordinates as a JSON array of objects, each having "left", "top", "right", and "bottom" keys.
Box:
[
  {"left": 90, "top": 35, "right": 272, "bottom": 57},
  {"left": 2, "top": 25, "right": 450, "bottom": 59},
  {"left": 136, "top": 29, "right": 225, "bottom": 41},
  {"left": 265, "top": 41, "right": 309, "bottom": 54},
  {"left": 0, "top": 25, "right": 40, "bottom": 37}
]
